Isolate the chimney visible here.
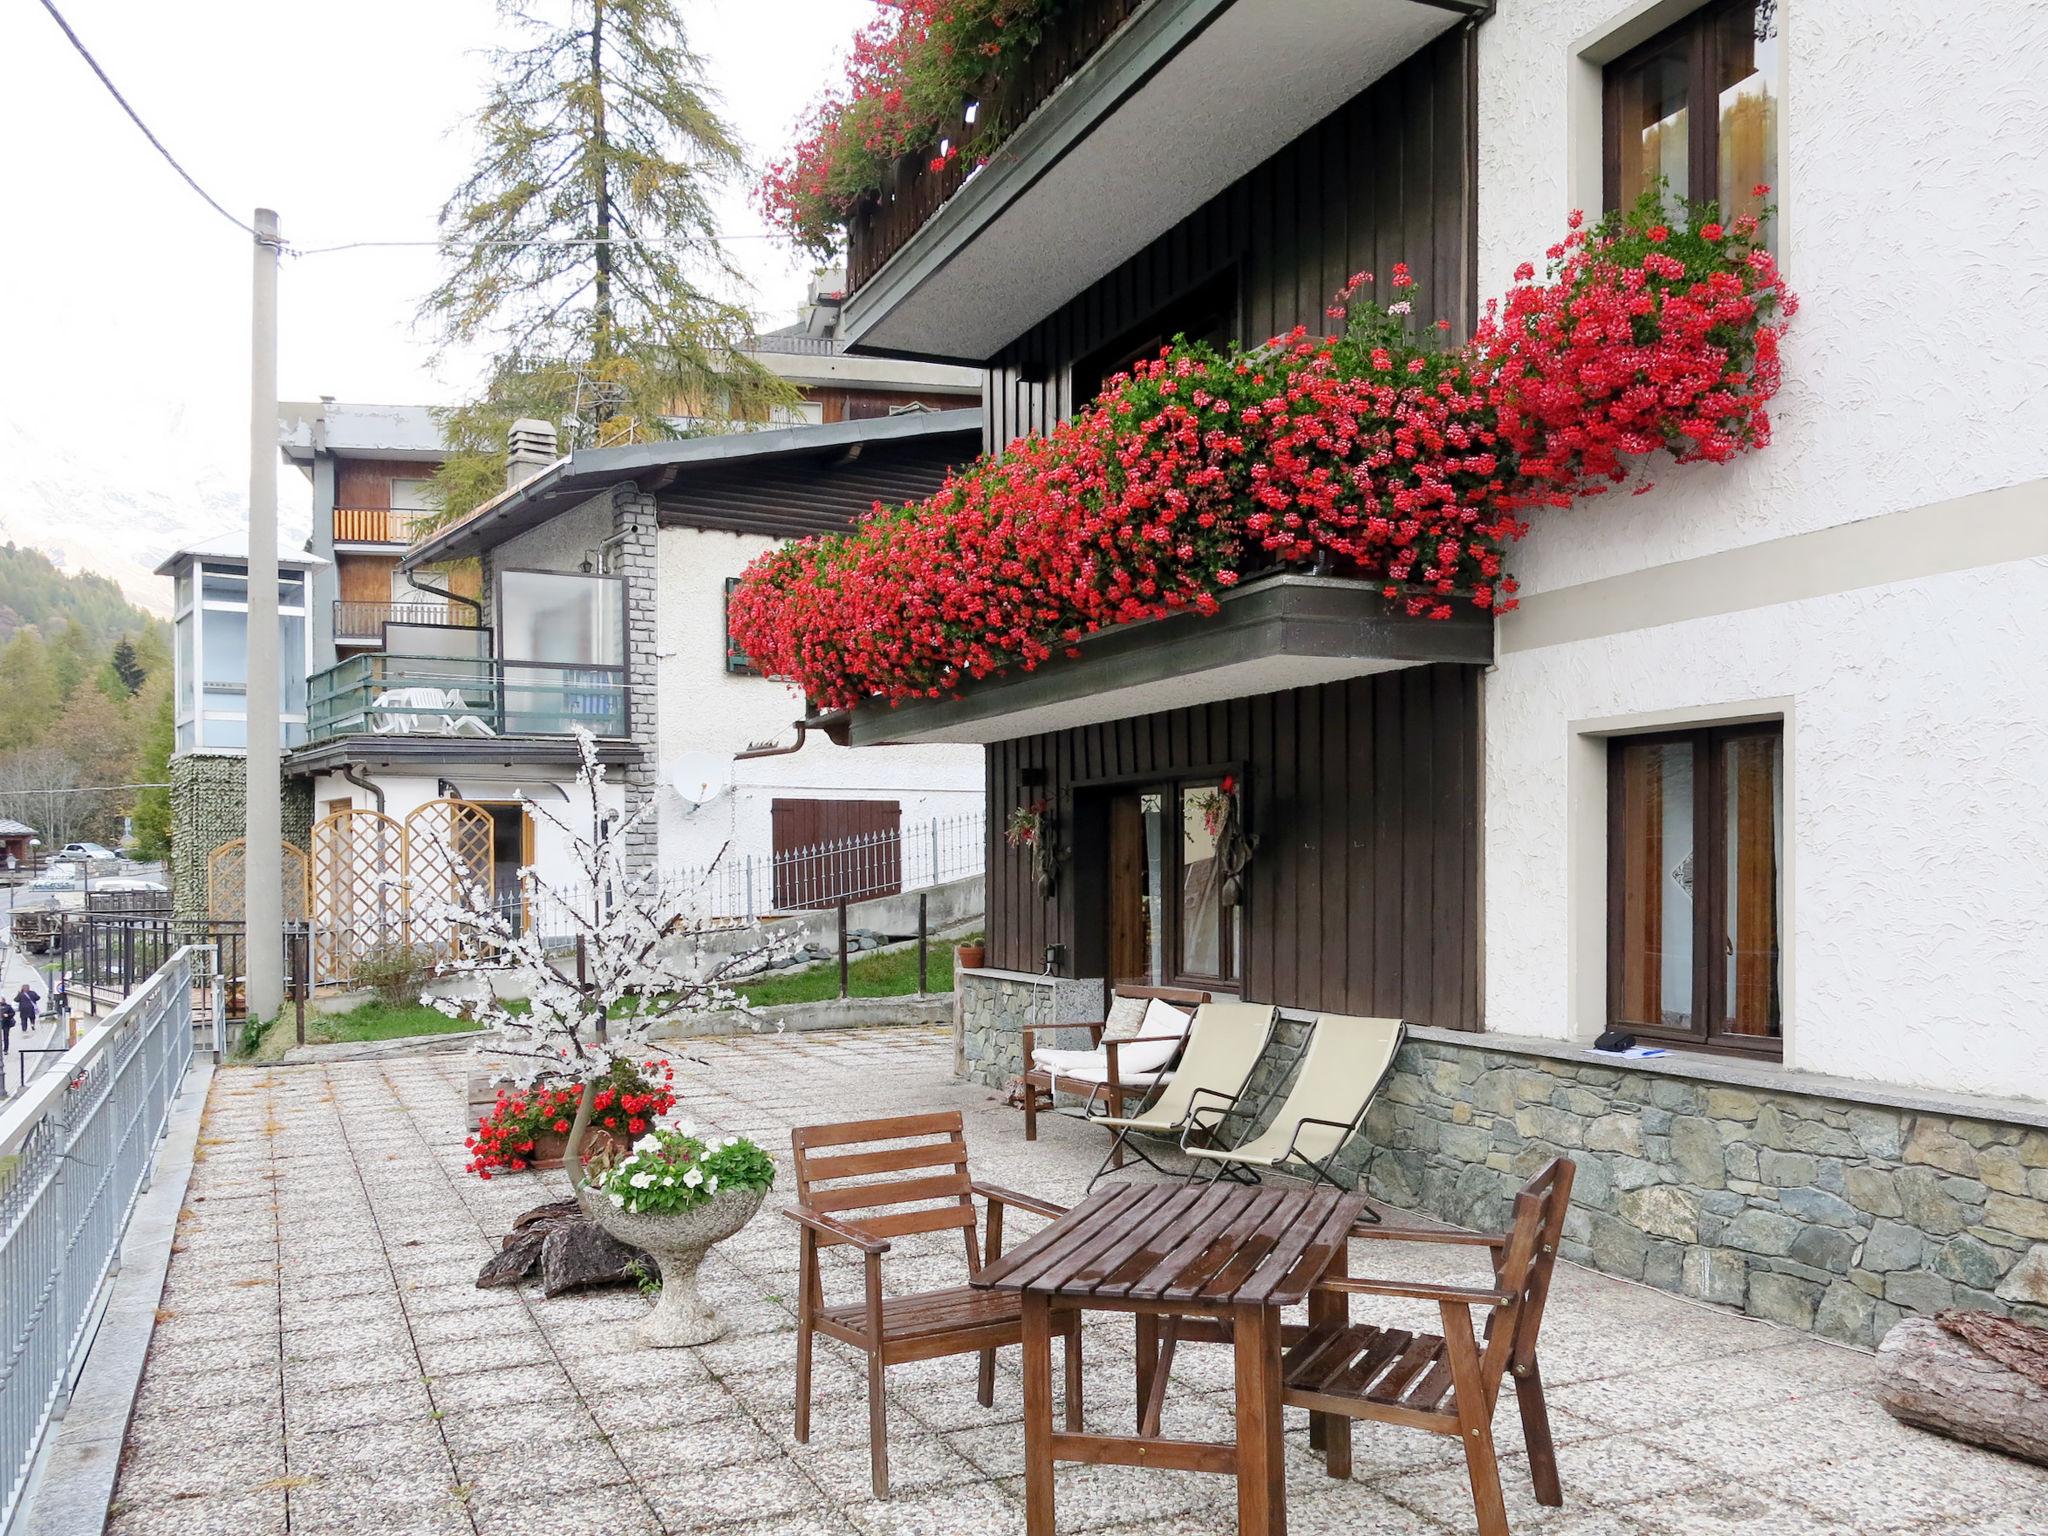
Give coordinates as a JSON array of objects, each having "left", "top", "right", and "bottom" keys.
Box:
[{"left": 506, "top": 418, "right": 559, "bottom": 490}]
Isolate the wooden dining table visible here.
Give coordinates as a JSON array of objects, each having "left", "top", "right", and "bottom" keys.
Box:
[{"left": 972, "top": 1181, "right": 1368, "bottom": 1536}]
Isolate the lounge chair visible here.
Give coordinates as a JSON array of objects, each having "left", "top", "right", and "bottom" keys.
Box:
[
  {"left": 1018, "top": 984, "right": 1210, "bottom": 1163},
  {"left": 1081, "top": 1000, "right": 1279, "bottom": 1190},
  {"left": 1178, "top": 1012, "right": 1405, "bottom": 1190}
]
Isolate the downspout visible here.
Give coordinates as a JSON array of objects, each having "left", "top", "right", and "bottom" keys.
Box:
[
  {"left": 734, "top": 712, "right": 853, "bottom": 760},
  {"left": 340, "top": 764, "right": 384, "bottom": 814},
  {"left": 406, "top": 569, "right": 485, "bottom": 629}
]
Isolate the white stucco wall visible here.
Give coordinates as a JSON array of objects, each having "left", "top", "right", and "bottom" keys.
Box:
[
  {"left": 653, "top": 524, "right": 983, "bottom": 872},
  {"left": 1474, "top": 2, "right": 2048, "bottom": 1101},
  {"left": 1477, "top": 0, "right": 2048, "bottom": 596},
  {"left": 308, "top": 768, "right": 620, "bottom": 895}
]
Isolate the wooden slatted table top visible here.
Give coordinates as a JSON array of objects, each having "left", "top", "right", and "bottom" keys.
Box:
[{"left": 971, "top": 1182, "right": 1366, "bottom": 1309}]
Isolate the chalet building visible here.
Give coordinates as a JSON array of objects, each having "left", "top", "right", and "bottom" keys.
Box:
[
  {"left": 795, "top": 0, "right": 2048, "bottom": 1345},
  {"left": 167, "top": 337, "right": 982, "bottom": 950}
]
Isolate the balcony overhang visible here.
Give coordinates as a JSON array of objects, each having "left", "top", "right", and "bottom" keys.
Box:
[
  {"left": 284, "top": 735, "right": 641, "bottom": 777},
  {"left": 839, "top": 0, "right": 1490, "bottom": 364},
  {"left": 844, "top": 574, "right": 1493, "bottom": 747}
]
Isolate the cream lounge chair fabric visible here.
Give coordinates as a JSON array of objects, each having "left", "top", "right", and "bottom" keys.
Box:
[
  {"left": 1083, "top": 1001, "right": 1278, "bottom": 1189},
  {"left": 1179, "top": 1012, "right": 1404, "bottom": 1189}
]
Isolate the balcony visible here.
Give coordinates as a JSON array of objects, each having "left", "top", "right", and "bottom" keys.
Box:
[
  {"left": 332, "top": 600, "right": 478, "bottom": 645},
  {"left": 303, "top": 653, "right": 629, "bottom": 748},
  {"left": 844, "top": 0, "right": 1146, "bottom": 295},
  {"left": 838, "top": 0, "right": 1487, "bottom": 359},
  {"left": 332, "top": 507, "right": 431, "bottom": 546}
]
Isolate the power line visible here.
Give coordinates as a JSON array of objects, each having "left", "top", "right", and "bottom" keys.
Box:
[
  {"left": 291, "top": 233, "right": 782, "bottom": 257},
  {"left": 34, "top": 0, "right": 266, "bottom": 242},
  {"left": 0, "top": 783, "right": 171, "bottom": 797}
]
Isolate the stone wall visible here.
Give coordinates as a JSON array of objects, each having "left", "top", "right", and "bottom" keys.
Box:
[
  {"left": 957, "top": 976, "right": 2048, "bottom": 1349},
  {"left": 1347, "top": 1033, "right": 2048, "bottom": 1349},
  {"left": 169, "top": 755, "right": 314, "bottom": 921},
  {"left": 611, "top": 489, "right": 660, "bottom": 875},
  {"left": 958, "top": 969, "right": 1110, "bottom": 1086}
]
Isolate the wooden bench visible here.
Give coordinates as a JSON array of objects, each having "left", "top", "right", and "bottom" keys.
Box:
[{"left": 1017, "top": 985, "right": 1209, "bottom": 1167}]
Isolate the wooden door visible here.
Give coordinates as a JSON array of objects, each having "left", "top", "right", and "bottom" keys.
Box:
[{"left": 770, "top": 798, "right": 902, "bottom": 910}]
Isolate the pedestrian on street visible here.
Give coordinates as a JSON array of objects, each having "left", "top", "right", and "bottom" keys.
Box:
[
  {"left": 14, "top": 983, "right": 38, "bottom": 1033},
  {"left": 0, "top": 996, "right": 14, "bottom": 1054}
]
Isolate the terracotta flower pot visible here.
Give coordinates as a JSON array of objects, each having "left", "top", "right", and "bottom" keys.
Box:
[
  {"left": 956, "top": 941, "right": 986, "bottom": 971},
  {"left": 578, "top": 1184, "right": 767, "bottom": 1346},
  {"left": 526, "top": 1127, "right": 627, "bottom": 1172}
]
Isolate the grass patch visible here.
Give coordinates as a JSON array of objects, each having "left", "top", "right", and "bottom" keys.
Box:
[
  {"left": 302, "top": 1001, "right": 482, "bottom": 1046},
  {"left": 734, "top": 933, "right": 973, "bottom": 1009}
]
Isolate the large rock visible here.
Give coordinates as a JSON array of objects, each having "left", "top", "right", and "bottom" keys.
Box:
[
  {"left": 1877, "top": 1314, "right": 2048, "bottom": 1466},
  {"left": 476, "top": 1197, "right": 653, "bottom": 1296}
]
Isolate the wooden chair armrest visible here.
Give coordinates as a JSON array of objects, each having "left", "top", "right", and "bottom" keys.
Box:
[
  {"left": 1021, "top": 1023, "right": 1107, "bottom": 1055},
  {"left": 971, "top": 1181, "right": 1067, "bottom": 1220},
  {"left": 1348, "top": 1222, "right": 1508, "bottom": 1247},
  {"left": 782, "top": 1203, "right": 892, "bottom": 1255},
  {"left": 1317, "top": 1275, "right": 1513, "bottom": 1306}
]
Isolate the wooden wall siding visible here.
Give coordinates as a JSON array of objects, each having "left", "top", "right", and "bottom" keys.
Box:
[
  {"left": 982, "top": 27, "right": 1475, "bottom": 447},
  {"left": 984, "top": 665, "right": 1481, "bottom": 1031},
  {"left": 333, "top": 458, "right": 422, "bottom": 510}
]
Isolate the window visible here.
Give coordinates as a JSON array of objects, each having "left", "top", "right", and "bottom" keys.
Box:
[
  {"left": 1608, "top": 723, "right": 1782, "bottom": 1054},
  {"left": 1105, "top": 778, "right": 1238, "bottom": 990},
  {"left": 1070, "top": 268, "right": 1239, "bottom": 406},
  {"left": 389, "top": 477, "right": 434, "bottom": 514},
  {"left": 497, "top": 570, "right": 623, "bottom": 667},
  {"left": 173, "top": 558, "right": 314, "bottom": 752},
  {"left": 723, "top": 578, "right": 756, "bottom": 675},
  {"left": 1604, "top": 0, "right": 1780, "bottom": 241}
]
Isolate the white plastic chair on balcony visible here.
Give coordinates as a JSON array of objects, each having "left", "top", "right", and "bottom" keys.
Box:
[
  {"left": 431, "top": 688, "right": 496, "bottom": 737},
  {"left": 368, "top": 687, "right": 430, "bottom": 735}
]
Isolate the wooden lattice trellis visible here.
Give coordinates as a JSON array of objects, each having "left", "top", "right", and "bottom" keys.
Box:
[
  {"left": 310, "top": 807, "right": 406, "bottom": 983},
  {"left": 205, "top": 839, "right": 310, "bottom": 922},
  {"left": 403, "top": 799, "right": 496, "bottom": 961}
]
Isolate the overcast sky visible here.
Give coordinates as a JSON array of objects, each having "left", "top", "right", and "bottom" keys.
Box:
[{"left": 1, "top": 0, "right": 878, "bottom": 602}]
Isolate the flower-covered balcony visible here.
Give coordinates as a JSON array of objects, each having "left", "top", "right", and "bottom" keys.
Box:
[{"left": 768, "top": 0, "right": 1493, "bottom": 361}]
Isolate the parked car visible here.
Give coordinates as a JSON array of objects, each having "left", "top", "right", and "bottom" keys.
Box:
[{"left": 58, "top": 842, "right": 119, "bottom": 863}]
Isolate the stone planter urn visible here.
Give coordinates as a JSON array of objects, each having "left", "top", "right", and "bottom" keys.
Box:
[{"left": 577, "top": 1184, "right": 766, "bottom": 1346}]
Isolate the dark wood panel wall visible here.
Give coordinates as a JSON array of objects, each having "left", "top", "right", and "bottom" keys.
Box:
[
  {"left": 984, "top": 666, "right": 1481, "bottom": 1031},
  {"left": 982, "top": 26, "right": 1476, "bottom": 446}
]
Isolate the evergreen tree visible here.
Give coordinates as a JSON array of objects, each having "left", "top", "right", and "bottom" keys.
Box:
[
  {"left": 421, "top": 0, "right": 792, "bottom": 521},
  {"left": 110, "top": 636, "right": 147, "bottom": 695}
]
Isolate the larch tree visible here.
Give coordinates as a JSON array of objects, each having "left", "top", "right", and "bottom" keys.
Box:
[{"left": 422, "top": 0, "right": 793, "bottom": 520}]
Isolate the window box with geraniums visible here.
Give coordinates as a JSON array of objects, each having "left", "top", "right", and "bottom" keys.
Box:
[
  {"left": 465, "top": 1058, "right": 679, "bottom": 1178},
  {"left": 580, "top": 1126, "right": 778, "bottom": 1346},
  {"left": 728, "top": 188, "right": 1794, "bottom": 711}
]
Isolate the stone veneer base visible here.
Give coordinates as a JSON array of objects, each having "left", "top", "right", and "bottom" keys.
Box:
[{"left": 956, "top": 973, "right": 2048, "bottom": 1349}]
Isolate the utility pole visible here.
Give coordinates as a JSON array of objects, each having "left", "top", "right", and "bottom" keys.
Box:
[{"left": 243, "top": 208, "right": 284, "bottom": 1022}]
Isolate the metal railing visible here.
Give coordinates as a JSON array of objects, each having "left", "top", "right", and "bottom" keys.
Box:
[
  {"left": 0, "top": 947, "right": 195, "bottom": 1526},
  {"left": 332, "top": 600, "right": 476, "bottom": 640},
  {"left": 305, "top": 653, "right": 630, "bottom": 742},
  {"left": 660, "top": 811, "right": 985, "bottom": 919},
  {"left": 332, "top": 506, "right": 431, "bottom": 545}
]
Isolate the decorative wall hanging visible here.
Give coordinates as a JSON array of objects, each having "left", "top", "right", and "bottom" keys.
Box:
[{"left": 1005, "top": 798, "right": 1059, "bottom": 900}]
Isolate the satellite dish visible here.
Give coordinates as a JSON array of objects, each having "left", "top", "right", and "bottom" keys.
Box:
[{"left": 667, "top": 752, "right": 732, "bottom": 806}]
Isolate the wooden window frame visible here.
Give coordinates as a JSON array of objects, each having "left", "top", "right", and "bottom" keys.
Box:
[
  {"left": 723, "top": 577, "right": 756, "bottom": 675},
  {"left": 1088, "top": 770, "right": 1242, "bottom": 995},
  {"left": 1605, "top": 722, "right": 1783, "bottom": 1058},
  {"left": 1601, "top": 0, "right": 1768, "bottom": 215}
]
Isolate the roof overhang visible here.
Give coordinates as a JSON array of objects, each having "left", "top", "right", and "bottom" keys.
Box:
[
  {"left": 844, "top": 574, "right": 1493, "bottom": 746},
  {"left": 839, "top": 0, "right": 1490, "bottom": 363},
  {"left": 401, "top": 409, "right": 985, "bottom": 568},
  {"left": 284, "top": 735, "right": 641, "bottom": 777}
]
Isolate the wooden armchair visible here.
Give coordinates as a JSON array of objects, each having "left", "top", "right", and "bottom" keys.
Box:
[
  {"left": 1284, "top": 1159, "right": 1577, "bottom": 1536},
  {"left": 789, "top": 1110, "right": 1083, "bottom": 1497},
  {"left": 1018, "top": 984, "right": 1209, "bottom": 1165}
]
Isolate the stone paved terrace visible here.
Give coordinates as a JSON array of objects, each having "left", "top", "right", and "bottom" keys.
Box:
[{"left": 113, "top": 1026, "right": 2048, "bottom": 1536}]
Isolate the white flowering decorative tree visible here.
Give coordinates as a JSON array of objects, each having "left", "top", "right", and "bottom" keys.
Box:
[{"left": 431, "top": 729, "right": 794, "bottom": 1184}]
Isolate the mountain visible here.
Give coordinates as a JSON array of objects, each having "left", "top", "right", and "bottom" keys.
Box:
[
  {"left": 0, "top": 412, "right": 310, "bottom": 617},
  {"left": 0, "top": 543, "right": 163, "bottom": 647}
]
